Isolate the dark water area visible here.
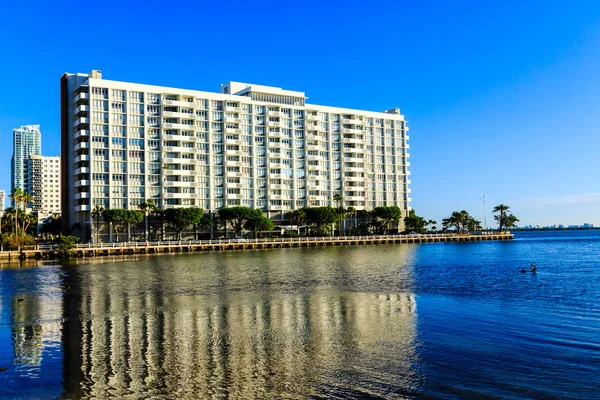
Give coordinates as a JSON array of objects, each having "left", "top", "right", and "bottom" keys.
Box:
[{"left": 0, "top": 230, "right": 599, "bottom": 399}]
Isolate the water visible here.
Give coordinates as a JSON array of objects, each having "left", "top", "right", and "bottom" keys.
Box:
[{"left": 0, "top": 230, "right": 599, "bottom": 399}]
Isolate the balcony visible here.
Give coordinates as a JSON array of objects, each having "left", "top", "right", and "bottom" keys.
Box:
[
  {"left": 226, "top": 170, "right": 242, "bottom": 177},
  {"left": 164, "top": 181, "right": 193, "bottom": 187},
  {"left": 75, "top": 192, "right": 90, "bottom": 200},
  {"left": 268, "top": 142, "right": 283, "bottom": 148},
  {"left": 74, "top": 155, "right": 90, "bottom": 163},
  {"left": 225, "top": 116, "right": 242, "bottom": 123},
  {"left": 305, "top": 114, "right": 318, "bottom": 121},
  {"left": 343, "top": 137, "right": 364, "bottom": 144},
  {"left": 163, "top": 111, "right": 196, "bottom": 119},
  {"left": 74, "top": 180, "right": 90, "bottom": 188},
  {"left": 226, "top": 193, "right": 243, "bottom": 199},
  {"left": 226, "top": 182, "right": 242, "bottom": 188},
  {"left": 267, "top": 131, "right": 281, "bottom": 138},
  {"left": 162, "top": 122, "right": 196, "bottom": 131},
  {"left": 342, "top": 128, "right": 363, "bottom": 135},
  {"left": 164, "top": 157, "right": 197, "bottom": 164},
  {"left": 164, "top": 192, "right": 196, "bottom": 199},
  {"left": 345, "top": 147, "right": 364, "bottom": 153},
  {"left": 75, "top": 167, "right": 90, "bottom": 175},
  {"left": 226, "top": 127, "right": 242, "bottom": 134},
  {"left": 307, "top": 155, "right": 324, "bottom": 161},
  {"left": 306, "top": 144, "right": 323, "bottom": 151},
  {"left": 74, "top": 129, "right": 89, "bottom": 140},
  {"left": 342, "top": 118, "right": 364, "bottom": 125},
  {"left": 269, "top": 163, "right": 284, "bottom": 169},
  {"left": 73, "top": 117, "right": 89, "bottom": 127},
  {"left": 344, "top": 157, "right": 364, "bottom": 163},
  {"left": 74, "top": 105, "right": 89, "bottom": 114},
  {"left": 306, "top": 125, "right": 320, "bottom": 131},
  {"left": 345, "top": 185, "right": 366, "bottom": 191},
  {"left": 269, "top": 173, "right": 283, "bottom": 179},
  {"left": 163, "top": 99, "right": 195, "bottom": 108},
  {"left": 270, "top": 205, "right": 285, "bottom": 210},
  {"left": 268, "top": 121, "right": 281, "bottom": 127},
  {"left": 73, "top": 92, "right": 89, "bottom": 103},
  {"left": 163, "top": 169, "right": 195, "bottom": 176},
  {"left": 343, "top": 166, "right": 364, "bottom": 173},
  {"left": 306, "top": 134, "right": 326, "bottom": 142},
  {"left": 225, "top": 149, "right": 241, "bottom": 156},
  {"left": 163, "top": 134, "right": 196, "bottom": 142},
  {"left": 225, "top": 138, "right": 242, "bottom": 145},
  {"left": 308, "top": 195, "right": 327, "bottom": 201},
  {"left": 345, "top": 195, "right": 365, "bottom": 201},
  {"left": 163, "top": 146, "right": 195, "bottom": 153},
  {"left": 75, "top": 204, "right": 91, "bottom": 212},
  {"left": 270, "top": 184, "right": 283, "bottom": 189},
  {"left": 74, "top": 142, "right": 90, "bottom": 151},
  {"left": 344, "top": 176, "right": 363, "bottom": 181}
]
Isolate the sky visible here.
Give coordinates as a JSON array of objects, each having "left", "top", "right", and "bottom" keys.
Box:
[{"left": 0, "top": 0, "right": 599, "bottom": 227}]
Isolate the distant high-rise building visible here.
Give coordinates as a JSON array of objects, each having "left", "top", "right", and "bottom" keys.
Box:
[
  {"left": 25, "top": 155, "right": 61, "bottom": 216},
  {"left": 0, "top": 190, "right": 5, "bottom": 211},
  {"left": 12, "top": 125, "right": 42, "bottom": 196}
]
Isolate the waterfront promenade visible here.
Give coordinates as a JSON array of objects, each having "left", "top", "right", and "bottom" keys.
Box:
[{"left": 0, "top": 232, "right": 513, "bottom": 261}]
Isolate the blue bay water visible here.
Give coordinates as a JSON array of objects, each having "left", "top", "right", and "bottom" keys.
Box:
[{"left": 0, "top": 230, "right": 599, "bottom": 399}]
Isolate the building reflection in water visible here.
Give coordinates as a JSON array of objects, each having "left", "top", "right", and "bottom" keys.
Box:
[
  {"left": 9, "top": 266, "right": 63, "bottom": 376},
  {"left": 57, "top": 246, "right": 418, "bottom": 398}
]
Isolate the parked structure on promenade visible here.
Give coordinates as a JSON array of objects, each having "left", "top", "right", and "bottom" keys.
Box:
[
  {"left": 61, "top": 70, "right": 411, "bottom": 234},
  {"left": 12, "top": 125, "right": 42, "bottom": 198}
]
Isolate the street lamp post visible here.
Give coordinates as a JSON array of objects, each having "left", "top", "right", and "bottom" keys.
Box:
[{"left": 479, "top": 195, "right": 487, "bottom": 230}]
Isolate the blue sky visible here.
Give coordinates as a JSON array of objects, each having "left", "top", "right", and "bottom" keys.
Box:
[{"left": 1, "top": 0, "right": 599, "bottom": 227}]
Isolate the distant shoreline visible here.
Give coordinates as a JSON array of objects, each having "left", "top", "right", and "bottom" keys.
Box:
[{"left": 512, "top": 227, "right": 599, "bottom": 232}]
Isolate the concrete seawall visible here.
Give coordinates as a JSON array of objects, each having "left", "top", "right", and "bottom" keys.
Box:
[{"left": 0, "top": 232, "right": 514, "bottom": 261}]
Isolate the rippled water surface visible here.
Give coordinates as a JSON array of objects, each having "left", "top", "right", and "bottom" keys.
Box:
[{"left": 1, "top": 231, "right": 599, "bottom": 399}]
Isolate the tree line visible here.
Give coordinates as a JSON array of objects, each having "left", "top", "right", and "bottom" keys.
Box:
[{"left": 404, "top": 204, "right": 518, "bottom": 233}]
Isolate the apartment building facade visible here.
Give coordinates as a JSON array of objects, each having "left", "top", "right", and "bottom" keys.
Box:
[
  {"left": 25, "top": 155, "right": 61, "bottom": 216},
  {"left": 12, "top": 125, "right": 42, "bottom": 195},
  {"left": 61, "top": 71, "right": 411, "bottom": 232}
]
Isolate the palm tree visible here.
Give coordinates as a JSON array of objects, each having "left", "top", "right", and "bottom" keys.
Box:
[
  {"left": 346, "top": 206, "right": 356, "bottom": 232},
  {"left": 493, "top": 204, "right": 510, "bottom": 232},
  {"left": 333, "top": 194, "right": 343, "bottom": 235},
  {"left": 285, "top": 209, "right": 306, "bottom": 235},
  {"left": 333, "top": 193, "right": 342, "bottom": 208},
  {"left": 138, "top": 199, "right": 156, "bottom": 241},
  {"left": 10, "top": 188, "right": 23, "bottom": 235},
  {"left": 20, "top": 192, "right": 33, "bottom": 234},
  {"left": 92, "top": 205, "right": 104, "bottom": 243}
]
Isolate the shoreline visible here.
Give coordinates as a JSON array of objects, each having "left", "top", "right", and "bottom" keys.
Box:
[{"left": 0, "top": 232, "right": 514, "bottom": 261}]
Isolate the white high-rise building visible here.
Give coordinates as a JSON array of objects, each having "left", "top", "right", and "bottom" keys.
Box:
[
  {"left": 0, "top": 190, "right": 5, "bottom": 211},
  {"left": 25, "top": 155, "right": 61, "bottom": 216},
  {"left": 61, "top": 70, "right": 411, "bottom": 233},
  {"left": 12, "top": 125, "right": 42, "bottom": 195}
]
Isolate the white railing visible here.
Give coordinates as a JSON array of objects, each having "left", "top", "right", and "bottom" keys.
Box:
[{"left": 66, "top": 232, "right": 512, "bottom": 250}]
